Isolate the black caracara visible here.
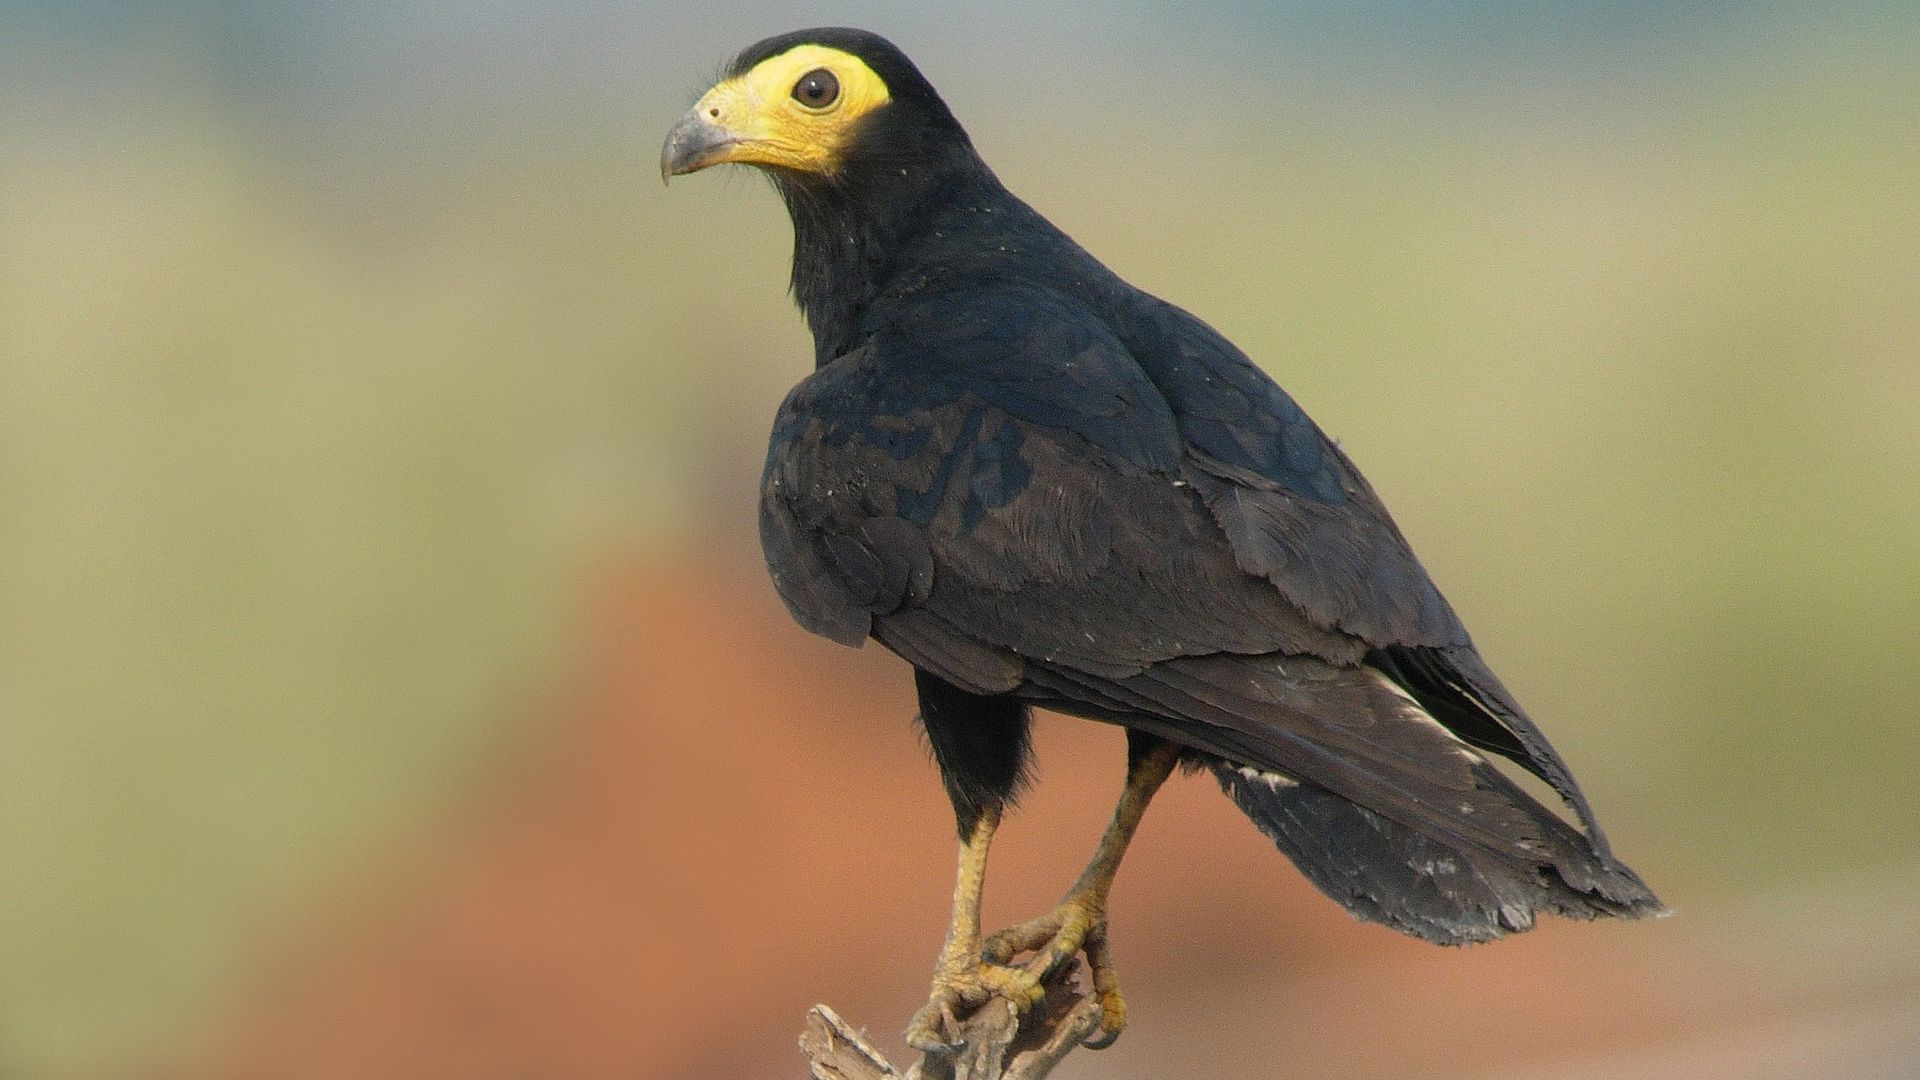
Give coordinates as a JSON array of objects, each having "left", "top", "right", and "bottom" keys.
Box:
[{"left": 663, "top": 27, "right": 1661, "bottom": 1052}]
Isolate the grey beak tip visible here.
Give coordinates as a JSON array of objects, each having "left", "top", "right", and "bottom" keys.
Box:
[{"left": 660, "top": 110, "right": 736, "bottom": 181}]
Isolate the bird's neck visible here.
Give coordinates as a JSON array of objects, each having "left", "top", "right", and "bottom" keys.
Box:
[{"left": 777, "top": 156, "right": 1000, "bottom": 365}]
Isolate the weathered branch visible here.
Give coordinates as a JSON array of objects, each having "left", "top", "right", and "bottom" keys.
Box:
[{"left": 801, "top": 963, "right": 1104, "bottom": 1080}]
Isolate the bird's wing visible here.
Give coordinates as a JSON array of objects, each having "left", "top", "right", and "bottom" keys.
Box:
[
  {"left": 1117, "top": 295, "right": 1467, "bottom": 647},
  {"left": 1113, "top": 296, "right": 1616, "bottom": 838},
  {"left": 761, "top": 286, "right": 1609, "bottom": 844},
  {"left": 764, "top": 363, "right": 1616, "bottom": 880},
  {"left": 759, "top": 285, "right": 1366, "bottom": 689}
]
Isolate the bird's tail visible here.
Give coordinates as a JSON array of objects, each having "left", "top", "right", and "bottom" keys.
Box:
[
  {"left": 1036, "top": 649, "right": 1664, "bottom": 944},
  {"left": 1210, "top": 756, "right": 1662, "bottom": 945}
]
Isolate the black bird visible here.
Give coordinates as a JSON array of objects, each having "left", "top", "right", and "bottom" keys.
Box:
[{"left": 663, "top": 28, "right": 1662, "bottom": 1050}]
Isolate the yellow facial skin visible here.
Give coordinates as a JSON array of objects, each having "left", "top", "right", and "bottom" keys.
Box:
[{"left": 661, "top": 45, "right": 892, "bottom": 179}]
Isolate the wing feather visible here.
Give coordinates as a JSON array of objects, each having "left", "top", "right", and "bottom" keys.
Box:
[{"left": 760, "top": 285, "right": 1626, "bottom": 877}]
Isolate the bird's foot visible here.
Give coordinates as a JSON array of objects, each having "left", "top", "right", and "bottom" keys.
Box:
[
  {"left": 982, "top": 893, "right": 1126, "bottom": 1048},
  {"left": 905, "top": 958, "right": 1047, "bottom": 1051}
]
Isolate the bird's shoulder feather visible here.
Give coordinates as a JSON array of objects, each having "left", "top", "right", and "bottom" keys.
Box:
[{"left": 759, "top": 284, "right": 1368, "bottom": 691}]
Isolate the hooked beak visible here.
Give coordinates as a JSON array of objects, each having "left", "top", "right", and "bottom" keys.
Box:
[{"left": 660, "top": 107, "right": 742, "bottom": 182}]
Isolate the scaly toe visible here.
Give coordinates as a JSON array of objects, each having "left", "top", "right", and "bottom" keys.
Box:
[
  {"left": 905, "top": 988, "right": 969, "bottom": 1051},
  {"left": 1082, "top": 987, "right": 1127, "bottom": 1048},
  {"left": 982, "top": 915, "right": 1061, "bottom": 965},
  {"left": 1079, "top": 922, "right": 1127, "bottom": 1048},
  {"left": 905, "top": 963, "right": 1043, "bottom": 1051},
  {"left": 1022, "top": 913, "right": 1097, "bottom": 979}
]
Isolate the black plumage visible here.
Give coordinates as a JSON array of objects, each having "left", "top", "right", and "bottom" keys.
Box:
[{"left": 670, "top": 24, "right": 1659, "bottom": 1012}]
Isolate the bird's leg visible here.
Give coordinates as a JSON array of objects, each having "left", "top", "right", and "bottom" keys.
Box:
[
  {"left": 983, "top": 733, "right": 1180, "bottom": 1047},
  {"left": 906, "top": 673, "right": 1042, "bottom": 1051},
  {"left": 906, "top": 801, "right": 1045, "bottom": 1050}
]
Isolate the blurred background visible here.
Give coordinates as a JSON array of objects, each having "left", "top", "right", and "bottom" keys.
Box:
[{"left": 3, "top": 2, "right": 1917, "bottom": 1077}]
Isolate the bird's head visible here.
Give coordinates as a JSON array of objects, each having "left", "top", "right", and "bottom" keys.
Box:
[{"left": 660, "top": 28, "right": 972, "bottom": 190}]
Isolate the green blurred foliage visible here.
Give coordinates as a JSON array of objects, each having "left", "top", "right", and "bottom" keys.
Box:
[{"left": 1, "top": 5, "right": 1916, "bottom": 1076}]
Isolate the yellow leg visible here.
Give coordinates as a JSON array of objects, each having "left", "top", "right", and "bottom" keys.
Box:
[
  {"left": 983, "top": 738, "right": 1181, "bottom": 1047},
  {"left": 906, "top": 804, "right": 1044, "bottom": 1050},
  {"left": 933, "top": 802, "right": 1001, "bottom": 983}
]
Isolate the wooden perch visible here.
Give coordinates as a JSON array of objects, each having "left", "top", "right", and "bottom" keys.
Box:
[{"left": 801, "top": 963, "right": 1106, "bottom": 1080}]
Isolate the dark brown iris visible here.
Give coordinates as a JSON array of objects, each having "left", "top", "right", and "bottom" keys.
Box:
[{"left": 792, "top": 68, "right": 840, "bottom": 109}]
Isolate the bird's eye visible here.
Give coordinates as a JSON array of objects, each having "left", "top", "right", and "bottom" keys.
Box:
[{"left": 792, "top": 68, "right": 840, "bottom": 110}]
